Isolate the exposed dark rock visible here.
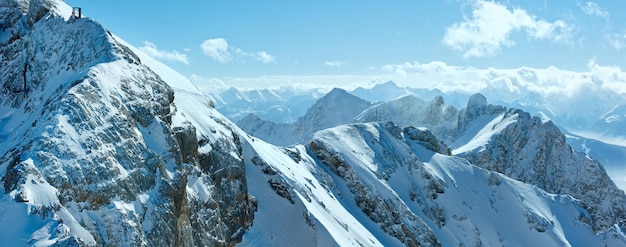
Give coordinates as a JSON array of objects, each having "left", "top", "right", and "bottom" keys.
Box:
[
  {"left": 268, "top": 179, "right": 295, "bottom": 204},
  {"left": 404, "top": 126, "right": 451, "bottom": 155}
]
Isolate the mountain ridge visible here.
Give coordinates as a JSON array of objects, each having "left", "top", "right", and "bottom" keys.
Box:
[
  {"left": 2, "top": 0, "right": 626, "bottom": 246},
  {"left": 237, "top": 88, "right": 372, "bottom": 146},
  {"left": 239, "top": 86, "right": 626, "bottom": 232}
]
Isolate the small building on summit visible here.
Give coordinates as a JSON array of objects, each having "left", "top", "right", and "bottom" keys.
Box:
[{"left": 71, "top": 7, "right": 81, "bottom": 18}]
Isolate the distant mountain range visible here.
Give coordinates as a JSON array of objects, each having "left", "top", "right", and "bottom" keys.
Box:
[
  {"left": 212, "top": 80, "right": 626, "bottom": 189},
  {"left": 2, "top": 0, "right": 626, "bottom": 246}
]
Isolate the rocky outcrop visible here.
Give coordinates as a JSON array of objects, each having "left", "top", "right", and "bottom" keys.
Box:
[
  {"left": 403, "top": 126, "right": 451, "bottom": 155},
  {"left": 309, "top": 137, "right": 440, "bottom": 247},
  {"left": 305, "top": 122, "right": 458, "bottom": 246},
  {"left": 0, "top": 1, "right": 254, "bottom": 246},
  {"left": 453, "top": 94, "right": 626, "bottom": 231}
]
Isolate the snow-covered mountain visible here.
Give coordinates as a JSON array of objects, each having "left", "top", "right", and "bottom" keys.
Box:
[
  {"left": 450, "top": 94, "right": 626, "bottom": 232},
  {"left": 240, "top": 88, "right": 626, "bottom": 233},
  {"left": 238, "top": 79, "right": 626, "bottom": 191},
  {"left": 351, "top": 80, "right": 470, "bottom": 108},
  {"left": 207, "top": 81, "right": 470, "bottom": 125},
  {"left": 304, "top": 122, "right": 626, "bottom": 246},
  {"left": 2, "top": 0, "right": 626, "bottom": 246},
  {"left": 1, "top": 1, "right": 255, "bottom": 245},
  {"left": 237, "top": 89, "right": 467, "bottom": 148},
  {"left": 207, "top": 86, "right": 324, "bottom": 123},
  {"left": 243, "top": 119, "right": 626, "bottom": 246},
  {"left": 590, "top": 103, "right": 626, "bottom": 144},
  {"left": 237, "top": 88, "right": 372, "bottom": 146}
]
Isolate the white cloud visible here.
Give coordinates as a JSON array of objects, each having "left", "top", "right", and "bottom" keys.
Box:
[
  {"left": 607, "top": 31, "right": 626, "bottom": 50},
  {"left": 200, "top": 38, "right": 231, "bottom": 63},
  {"left": 255, "top": 51, "right": 276, "bottom": 63},
  {"left": 195, "top": 59, "right": 626, "bottom": 102},
  {"left": 190, "top": 74, "right": 226, "bottom": 86},
  {"left": 189, "top": 74, "right": 228, "bottom": 92},
  {"left": 377, "top": 60, "right": 626, "bottom": 97},
  {"left": 324, "top": 60, "right": 347, "bottom": 67},
  {"left": 139, "top": 41, "right": 189, "bottom": 64},
  {"left": 578, "top": 1, "right": 610, "bottom": 20},
  {"left": 200, "top": 38, "right": 276, "bottom": 64},
  {"left": 443, "top": 0, "right": 574, "bottom": 58},
  {"left": 587, "top": 59, "right": 626, "bottom": 94}
]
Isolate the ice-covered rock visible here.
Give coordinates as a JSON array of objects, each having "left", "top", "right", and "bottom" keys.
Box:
[
  {"left": 2, "top": 1, "right": 626, "bottom": 246},
  {"left": 0, "top": 1, "right": 254, "bottom": 246},
  {"left": 452, "top": 105, "right": 626, "bottom": 231}
]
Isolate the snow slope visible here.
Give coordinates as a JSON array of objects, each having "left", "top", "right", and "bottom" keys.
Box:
[
  {"left": 237, "top": 88, "right": 371, "bottom": 146},
  {"left": 232, "top": 79, "right": 626, "bottom": 191},
  {"left": 1, "top": 1, "right": 255, "bottom": 245},
  {"left": 2, "top": 0, "right": 626, "bottom": 246},
  {"left": 305, "top": 122, "right": 626, "bottom": 246},
  {"left": 239, "top": 87, "right": 626, "bottom": 234}
]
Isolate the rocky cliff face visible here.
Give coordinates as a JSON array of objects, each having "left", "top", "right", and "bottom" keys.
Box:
[
  {"left": 0, "top": 1, "right": 253, "bottom": 246},
  {"left": 239, "top": 84, "right": 626, "bottom": 235},
  {"left": 3, "top": 1, "right": 626, "bottom": 246},
  {"left": 451, "top": 94, "right": 626, "bottom": 231},
  {"left": 302, "top": 122, "right": 625, "bottom": 246}
]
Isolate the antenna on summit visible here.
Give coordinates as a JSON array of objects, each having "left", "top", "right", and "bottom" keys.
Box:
[{"left": 71, "top": 7, "right": 82, "bottom": 18}]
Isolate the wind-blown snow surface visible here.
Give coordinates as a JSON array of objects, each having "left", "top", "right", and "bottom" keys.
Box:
[
  {"left": 2, "top": 0, "right": 626, "bottom": 246},
  {"left": 232, "top": 80, "right": 626, "bottom": 191},
  {"left": 276, "top": 122, "right": 625, "bottom": 246},
  {"left": 240, "top": 87, "right": 626, "bottom": 234}
]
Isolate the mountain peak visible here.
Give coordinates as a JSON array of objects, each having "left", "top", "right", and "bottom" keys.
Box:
[
  {"left": 326, "top": 87, "right": 350, "bottom": 96},
  {"left": 351, "top": 80, "right": 411, "bottom": 103},
  {"left": 467, "top": 93, "right": 488, "bottom": 109},
  {"left": 316, "top": 88, "right": 367, "bottom": 106},
  {"left": 306, "top": 87, "right": 370, "bottom": 114},
  {"left": 373, "top": 80, "right": 400, "bottom": 89},
  {"left": 16, "top": 0, "right": 72, "bottom": 22}
]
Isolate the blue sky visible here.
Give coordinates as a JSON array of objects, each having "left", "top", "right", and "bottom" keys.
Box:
[{"left": 64, "top": 0, "right": 626, "bottom": 90}]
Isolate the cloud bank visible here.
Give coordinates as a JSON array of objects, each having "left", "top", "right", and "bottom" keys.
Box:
[
  {"left": 197, "top": 60, "right": 626, "bottom": 99},
  {"left": 379, "top": 60, "right": 626, "bottom": 96},
  {"left": 443, "top": 0, "right": 573, "bottom": 58}
]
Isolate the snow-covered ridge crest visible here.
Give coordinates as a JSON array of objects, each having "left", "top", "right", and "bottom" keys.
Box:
[
  {"left": 451, "top": 96, "right": 626, "bottom": 232},
  {"left": 2, "top": 0, "right": 626, "bottom": 245},
  {"left": 240, "top": 88, "right": 626, "bottom": 234},
  {"left": 237, "top": 88, "right": 372, "bottom": 146},
  {"left": 1, "top": 0, "right": 73, "bottom": 26},
  {"left": 1, "top": 0, "right": 140, "bottom": 109},
  {"left": 1, "top": 2, "right": 255, "bottom": 246},
  {"left": 301, "top": 121, "right": 625, "bottom": 246}
]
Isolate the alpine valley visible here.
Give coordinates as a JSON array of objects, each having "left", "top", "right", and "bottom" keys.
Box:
[{"left": 1, "top": 0, "right": 626, "bottom": 246}]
